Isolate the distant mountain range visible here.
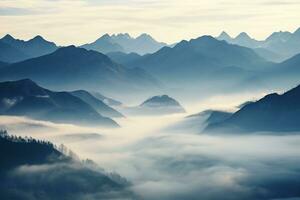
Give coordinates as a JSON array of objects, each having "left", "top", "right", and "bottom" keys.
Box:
[
  {"left": 0, "top": 34, "right": 57, "bottom": 63},
  {"left": 0, "top": 131, "right": 135, "bottom": 199},
  {"left": 81, "top": 33, "right": 166, "bottom": 55},
  {"left": 125, "top": 36, "right": 270, "bottom": 87},
  {"left": 206, "top": 84, "right": 300, "bottom": 133},
  {"left": 0, "top": 45, "right": 161, "bottom": 98},
  {"left": 216, "top": 28, "right": 300, "bottom": 62},
  {"left": 0, "top": 79, "right": 119, "bottom": 127}
]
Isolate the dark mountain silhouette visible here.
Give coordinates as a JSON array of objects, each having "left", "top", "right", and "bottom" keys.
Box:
[
  {"left": 126, "top": 36, "right": 268, "bottom": 85},
  {"left": 91, "top": 91, "right": 122, "bottom": 106},
  {"left": 0, "top": 131, "right": 136, "bottom": 200},
  {"left": 0, "top": 46, "right": 161, "bottom": 96},
  {"left": 70, "top": 90, "right": 124, "bottom": 118},
  {"left": 204, "top": 110, "right": 232, "bottom": 125},
  {"left": 0, "top": 79, "right": 119, "bottom": 127},
  {"left": 81, "top": 33, "right": 166, "bottom": 55},
  {"left": 216, "top": 28, "right": 300, "bottom": 61},
  {"left": 0, "top": 60, "right": 8, "bottom": 68},
  {"left": 206, "top": 84, "right": 300, "bottom": 133},
  {"left": 0, "top": 40, "right": 29, "bottom": 63},
  {"left": 107, "top": 51, "right": 142, "bottom": 65},
  {"left": 0, "top": 34, "right": 57, "bottom": 62}
]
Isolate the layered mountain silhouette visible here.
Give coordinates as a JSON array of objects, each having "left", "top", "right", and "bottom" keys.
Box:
[
  {"left": 0, "top": 34, "right": 57, "bottom": 63},
  {"left": 206, "top": 84, "right": 300, "bottom": 133},
  {"left": 81, "top": 33, "right": 166, "bottom": 55},
  {"left": 216, "top": 28, "right": 300, "bottom": 62},
  {"left": 0, "top": 131, "right": 135, "bottom": 200},
  {"left": 0, "top": 46, "right": 161, "bottom": 97},
  {"left": 70, "top": 90, "right": 124, "bottom": 118},
  {"left": 126, "top": 36, "right": 269, "bottom": 86},
  {"left": 0, "top": 79, "right": 119, "bottom": 127}
]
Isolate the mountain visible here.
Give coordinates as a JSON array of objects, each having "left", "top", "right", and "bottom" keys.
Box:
[
  {"left": 0, "top": 131, "right": 135, "bottom": 200},
  {"left": 216, "top": 31, "right": 260, "bottom": 48},
  {"left": 0, "top": 34, "right": 57, "bottom": 62},
  {"left": 90, "top": 91, "right": 122, "bottom": 106},
  {"left": 0, "top": 41, "right": 29, "bottom": 63},
  {"left": 81, "top": 33, "right": 166, "bottom": 55},
  {"left": 233, "top": 32, "right": 261, "bottom": 48},
  {"left": 70, "top": 90, "right": 124, "bottom": 118},
  {"left": 206, "top": 84, "right": 300, "bottom": 133},
  {"left": 253, "top": 48, "right": 285, "bottom": 62},
  {"left": 0, "top": 79, "right": 119, "bottom": 127},
  {"left": 106, "top": 51, "right": 142, "bottom": 65},
  {"left": 140, "top": 95, "right": 185, "bottom": 113},
  {"left": 217, "top": 31, "right": 232, "bottom": 41},
  {"left": 216, "top": 28, "right": 300, "bottom": 61},
  {"left": 0, "top": 61, "right": 8, "bottom": 68},
  {"left": 0, "top": 46, "right": 161, "bottom": 98},
  {"left": 126, "top": 36, "right": 269, "bottom": 85},
  {"left": 262, "top": 53, "right": 300, "bottom": 89},
  {"left": 81, "top": 34, "right": 125, "bottom": 54}
]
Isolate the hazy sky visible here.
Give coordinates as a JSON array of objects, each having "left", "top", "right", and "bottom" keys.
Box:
[{"left": 0, "top": 0, "right": 300, "bottom": 45}]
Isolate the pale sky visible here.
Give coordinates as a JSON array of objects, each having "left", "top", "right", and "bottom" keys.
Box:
[{"left": 0, "top": 0, "right": 299, "bottom": 45}]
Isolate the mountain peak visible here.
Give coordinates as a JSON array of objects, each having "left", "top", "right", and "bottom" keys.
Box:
[
  {"left": 32, "top": 35, "right": 45, "bottom": 41},
  {"left": 236, "top": 32, "right": 251, "bottom": 39},
  {"left": 294, "top": 27, "right": 300, "bottom": 35},
  {"left": 136, "top": 33, "right": 154, "bottom": 41},
  {"left": 98, "top": 34, "right": 111, "bottom": 40},
  {"left": 1, "top": 34, "right": 15, "bottom": 41},
  {"left": 218, "top": 31, "right": 232, "bottom": 40}
]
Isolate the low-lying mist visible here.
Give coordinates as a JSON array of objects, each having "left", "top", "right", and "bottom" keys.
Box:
[{"left": 1, "top": 92, "right": 300, "bottom": 200}]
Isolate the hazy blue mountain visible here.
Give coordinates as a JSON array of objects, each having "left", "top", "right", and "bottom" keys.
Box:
[
  {"left": 141, "top": 95, "right": 182, "bottom": 107},
  {"left": 216, "top": 31, "right": 261, "bottom": 48},
  {"left": 80, "top": 34, "right": 125, "bottom": 54},
  {"left": 127, "top": 36, "right": 268, "bottom": 85},
  {"left": 204, "top": 110, "right": 232, "bottom": 125},
  {"left": 0, "top": 131, "right": 135, "bottom": 200},
  {"left": 217, "top": 31, "right": 232, "bottom": 41},
  {"left": 0, "top": 46, "right": 161, "bottom": 97},
  {"left": 81, "top": 33, "right": 166, "bottom": 55},
  {"left": 139, "top": 95, "right": 185, "bottom": 113},
  {"left": 91, "top": 91, "right": 122, "bottom": 106},
  {"left": 262, "top": 53, "right": 300, "bottom": 89},
  {"left": 70, "top": 90, "right": 124, "bottom": 118},
  {"left": 253, "top": 48, "right": 285, "bottom": 62},
  {"left": 0, "top": 79, "right": 119, "bottom": 127},
  {"left": 233, "top": 32, "right": 261, "bottom": 48},
  {"left": 206, "top": 84, "right": 300, "bottom": 133},
  {"left": 106, "top": 51, "right": 142, "bottom": 65},
  {"left": 216, "top": 28, "right": 300, "bottom": 61},
  {"left": 0, "top": 41, "right": 29, "bottom": 63},
  {"left": 0, "top": 34, "right": 57, "bottom": 62}
]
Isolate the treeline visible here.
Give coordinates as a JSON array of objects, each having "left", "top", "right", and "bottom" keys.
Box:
[{"left": 0, "top": 130, "right": 55, "bottom": 147}]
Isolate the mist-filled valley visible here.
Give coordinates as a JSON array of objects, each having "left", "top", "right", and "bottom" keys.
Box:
[
  {"left": 2, "top": 87, "right": 300, "bottom": 200},
  {"left": 2, "top": 2, "right": 300, "bottom": 198}
]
